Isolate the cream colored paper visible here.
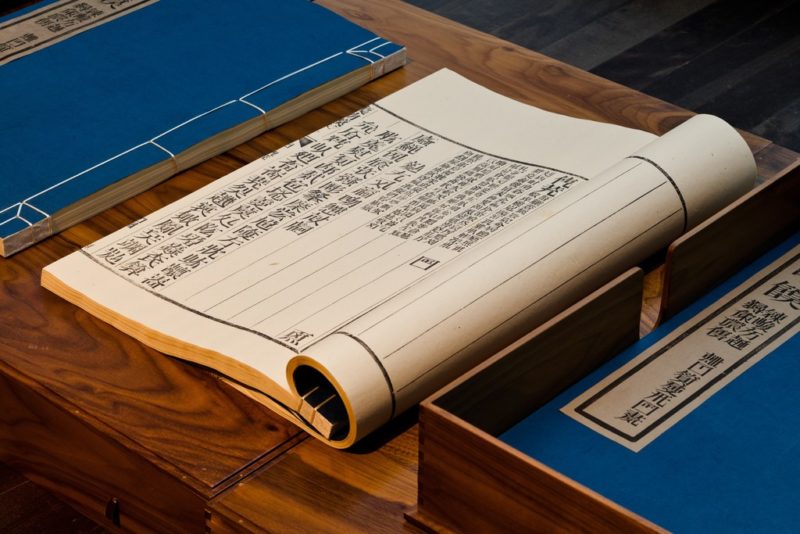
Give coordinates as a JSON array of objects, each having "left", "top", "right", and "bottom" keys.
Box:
[{"left": 43, "top": 69, "right": 756, "bottom": 447}]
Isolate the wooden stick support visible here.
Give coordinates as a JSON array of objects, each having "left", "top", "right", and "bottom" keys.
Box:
[{"left": 296, "top": 374, "right": 346, "bottom": 440}]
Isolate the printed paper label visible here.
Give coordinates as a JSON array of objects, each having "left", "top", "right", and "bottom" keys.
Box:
[{"left": 563, "top": 245, "right": 800, "bottom": 452}]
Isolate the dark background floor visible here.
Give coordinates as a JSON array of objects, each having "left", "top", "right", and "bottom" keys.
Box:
[
  {"left": 407, "top": 0, "right": 800, "bottom": 153},
  {"left": 2, "top": 0, "right": 798, "bottom": 531}
]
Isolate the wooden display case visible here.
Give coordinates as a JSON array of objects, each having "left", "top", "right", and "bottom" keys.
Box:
[{"left": 409, "top": 165, "right": 800, "bottom": 533}]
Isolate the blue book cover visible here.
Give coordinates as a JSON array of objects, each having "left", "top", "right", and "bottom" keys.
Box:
[
  {"left": 0, "top": 0, "right": 404, "bottom": 255},
  {"left": 502, "top": 231, "right": 800, "bottom": 533}
]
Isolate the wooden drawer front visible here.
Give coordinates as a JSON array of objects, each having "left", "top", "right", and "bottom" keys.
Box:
[{"left": 0, "top": 365, "right": 206, "bottom": 533}]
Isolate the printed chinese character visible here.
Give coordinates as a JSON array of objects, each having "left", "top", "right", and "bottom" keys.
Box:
[
  {"left": 159, "top": 242, "right": 186, "bottom": 258},
  {"left": 162, "top": 263, "right": 190, "bottom": 281},
  {"left": 139, "top": 252, "right": 165, "bottom": 269},
  {"left": 154, "top": 219, "right": 183, "bottom": 237},
  {"left": 706, "top": 325, "right": 729, "bottom": 341},
  {"left": 726, "top": 336, "right": 750, "bottom": 350},
  {"left": 279, "top": 330, "right": 313, "bottom": 346},
  {"left": 118, "top": 238, "right": 146, "bottom": 255},
  {"left": 645, "top": 390, "right": 674, "bottom": 408},
  {"left": 285, "top": 220, "right": 313, "bottom": 235},
  {"left": 196, "top": 222, "right": 219, "bottom": 237},
  {"left": 142, "top": 273, "right": 168, "bottom": 289},
  {"left": 134, "top": 228, "right": 163, "bottom": 246},
  {"left": 96, "top": 247, "right": 125, "bottom": 265},
  {"left": 180, "top": 253, "right": 207, "bottom": 270},
  {"left": 673, "top": 370, "right": 700, "bottom": 387},
  {"left": 765, "top": 281, "right": 800, "bottom": 310},
  {"left": 689, "top": 352, "right": 724, "bottom": 376},
  {"left": 632, "top": 399, "right": 660, "bottom": 416},
  {"left": 178, "top": 232, "right": 205, "bottom": 247},
  {"left": 410, "top": 256, "right": 440, "bottom": 271},
  {"left": 742, "top": 300, "right": 767, "bottom": 314},
  {"left": 401, "top": 161, "right": 426, "bottom": 174},
  {"left": 119, "top": 261, "right": 146, "bottom": 277},
  {"left": 233, "top": 225, "right": 260, "bottom": 242},
  {"left": 616, "top": 408, "right": 647, "bottom": 427},
  {"left": 659, "top": 379, "right": 687, "bottom": 397},
  {"left": 175, "top": 210, "right": 200, "bottom": 227},
  {"left": 294, "top": 151, "right": 319, "bottom": 165},
  {"left": 198, "top": 243, "right": 229, "bottom": 260},
  {"left": 193, "top": 201, "right": 218, "bottom": 217}
]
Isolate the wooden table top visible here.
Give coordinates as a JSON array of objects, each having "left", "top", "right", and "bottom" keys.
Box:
[{"left": 1, "top": 0, "right": 798, "bottom": 532}]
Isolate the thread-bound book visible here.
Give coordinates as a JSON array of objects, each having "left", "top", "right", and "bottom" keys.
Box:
[
  {"left": 0, "top": 0, "right": 405, "bottom": 255},
  {"left": 44, "top": 70, "right": 756, "bottom": 448}
]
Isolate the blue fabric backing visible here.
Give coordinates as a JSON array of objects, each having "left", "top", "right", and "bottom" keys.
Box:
[
  {"left": 0, "top": 0, "right": 399, "bottom": 240},
  {"left": 501, "top": 231, "right": 800, "bottom": 533}
]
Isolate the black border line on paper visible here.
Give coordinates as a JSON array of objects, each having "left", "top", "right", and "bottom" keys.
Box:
[{"left": 574, "top": 250, "right": 800, "bottom": 443}]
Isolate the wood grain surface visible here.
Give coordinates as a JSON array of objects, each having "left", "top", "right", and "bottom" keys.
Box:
[
  {"left": 0, "top": 232, "right": 303, "bottom": 493},
  {"left": 209, "top": 413, "right": 419, "bottom": 533},
  {"left": 660, "top": 162, "right": 800, "bottom": 322},
  {"left": 0, "top": 0, "right": 798, "bottom": 531},
  {"left": 433, "top": 268, "right": 642, "bottom": 437},
  {"left": 413, "top": 407, "right": 663, "bottom": 534},
  {"left": 411, "top": 270, "right": 661, "bottom": 533},
  {"left": 0, "top": 362, "right": 206, "bottom": 532}
]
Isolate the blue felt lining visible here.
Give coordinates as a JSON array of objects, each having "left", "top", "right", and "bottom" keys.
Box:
[
  {"left": 501, "top": 231, "right": 800, "bottom": 533},
  {"left": 0, "top": 215, "right": 29, "bottom": 236}
]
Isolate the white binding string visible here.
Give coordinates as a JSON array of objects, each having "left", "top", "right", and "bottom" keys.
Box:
[
  {"left": 1, "top": 37, "right": 389, "bottom": 229},
  {"left": 0, "top": 202, "right": 20, "bottom": 227},
  {"left": 369, "top": 41, "right": 394, "bottom": 58},
  {"left": 22, "top": 201, "right": 49, "bottom": 218},
  {"left": 149, "top": 140, "right": 176, "bottom": 160},
  {"left": 238, "top": 51, "right": 348, "bottom": 102},
  {"left": 346, "top": 36, "right": 383, "bottom": 64},
  {"left": 150, "top": 99, "right": 237, "bottom": 142},
  {"left": 236, "top": 50, "right": 349, "bottom": 121},
  {"left": 347, "top": 51, "right": 375, "bottom": 64},
  {"left": 238, "top": 99, "right": 267, "bottom": 115},
  {"left": 0, "top": 203, "right": 18, "bottom": 216}
]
